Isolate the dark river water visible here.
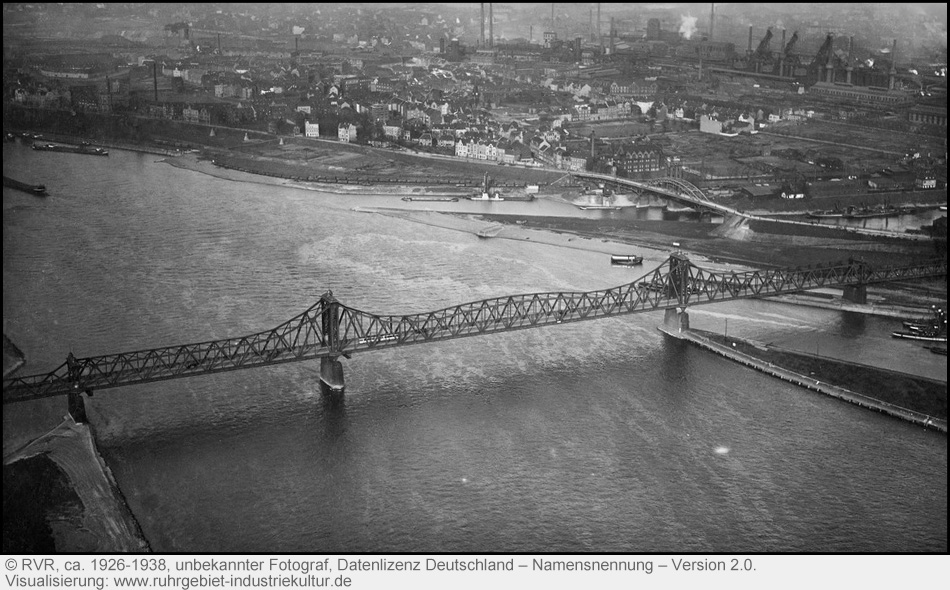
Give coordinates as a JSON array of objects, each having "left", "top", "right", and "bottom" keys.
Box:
[{"left": 3, "top": 142, "right": 946, "bottom": 553}]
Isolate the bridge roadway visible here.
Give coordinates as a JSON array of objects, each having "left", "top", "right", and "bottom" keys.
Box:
[{"left": 2, "top": 254, "right": 946, "bottom": 405}]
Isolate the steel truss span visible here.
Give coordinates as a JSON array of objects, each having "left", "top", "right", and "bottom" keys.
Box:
[{"left": 3, "top": 255, "right": 946, "bottom": 402}]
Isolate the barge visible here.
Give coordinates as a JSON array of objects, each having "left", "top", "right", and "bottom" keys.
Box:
[
  {"left": 401, "top": 196, "right": 460, "bottom": 202},
  {"left": 3, "top": 175, "right": 46, "bottom": 195},
  {"left": 610, "top": 254, "right": 644, "bottom": 266},
  {"left": 32, "top": 143, "right": 109, "bottom": 156}
]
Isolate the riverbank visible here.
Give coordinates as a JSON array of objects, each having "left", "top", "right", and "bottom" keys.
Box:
[
  {"left": 3, "top": 417, "right": 151, "bottom": 552},
  {"left": 659, "top": 323, "right": 946, "bottom": 433}
]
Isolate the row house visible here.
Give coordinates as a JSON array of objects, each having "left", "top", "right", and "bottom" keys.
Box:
[
  {"left": 554, "top": 148, "right": 588, "bottom": 171},
  {"left": 383, "top": 123, "right": 403, "bottom": 140},
  {"left": 370, "top": 77, "right": 395, "bottom": 93},
  {"left": 338, "top": 122, "right": 358, "bottom": 143},
  {"left": 304, "top": 121, "right": 320, "bottom": 138},
  {"left": 181, "top": 68, "right": 208, "bottom": 84},
  {"left": 608, "top": 81, "right": 658, "bottom": 99},
  {"left": 182, "top": 105, "right": 211, "bottom": 124},
  {"left": 215, "top": 83, "right": 239, "bottom": 98},
  {"left": 609, "top": 144, "right": 664, "bottom": 177},
  {"left": 405, "top": 105, "right": 430, "bottom": 125}
]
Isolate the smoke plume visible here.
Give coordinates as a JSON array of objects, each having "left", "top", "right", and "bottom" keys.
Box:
[{"left": 679, "top": 15, "right": 698, "bottom": 39}]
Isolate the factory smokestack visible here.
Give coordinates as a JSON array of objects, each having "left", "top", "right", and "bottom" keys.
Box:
[
  {"left": 152, "top": 62, "right": 158, "bottom": 102},
  {"left": 846, "top": 36, "right": 854, "bottom": 84},
  {"left": 888, "top": 39, "right": 897, "bottom": 89},
  {"left": 597, "top": 3, "right": 602, "bottom": 48},
  {"left": 489, "top": 3, "right": 493, "bottom": 48},
  {"left": 826, "top": 33, "right": 835, "bottom": 83},
  {"left": 480, "top": 3, "right": 485, "bottom": 47},
  {"left": 610, "top": 17, "right": 615, "bottom": 53},
  {"left": 709, "top": 3, "right": 714, "bottom": 41},
  {"left": 747, "top": 25, "right": 753, "bottom": 55}
]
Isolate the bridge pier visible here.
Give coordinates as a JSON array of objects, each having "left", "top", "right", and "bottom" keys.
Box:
[
  {"left": 67, "top": 388, "right": 88, "bottom": 423},
  {"left": 663, "top": 307, "right": 690, "bottom": 333},
  {"left": 842, "top": 284, "right": 867, "bottom": 304},
  {"left": 319, "top": 357, "right": 345, "bottom": 398}
]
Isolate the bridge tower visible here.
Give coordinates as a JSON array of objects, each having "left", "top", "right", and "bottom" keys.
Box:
[
  {"left": 66, "top": 352, "right": 89, "bottom": 423},
  {"left": 663, "top": 252, "right": 693, "bottom": 332},
  {"left": 320, "top": 291, "right": 346, "bottom": 397}
]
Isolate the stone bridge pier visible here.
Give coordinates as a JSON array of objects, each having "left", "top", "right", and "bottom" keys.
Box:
[
  {"left": 663, "top": 307, "right": 690, "bottom": 333},
  {"left": 842, "top": 284, "right": 867, "bottom": 304}
]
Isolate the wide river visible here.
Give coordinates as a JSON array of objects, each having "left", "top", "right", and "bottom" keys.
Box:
[{"left": 3, "top": 142, "right": 946, "bottom": 552}]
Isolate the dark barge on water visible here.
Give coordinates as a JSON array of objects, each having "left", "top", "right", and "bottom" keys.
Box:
[
  {"left": 3, "top": 175, "right": 46, "bottom": 195},
  {"left": 31, "top": 142, "right": 108, "bottom": 156}
]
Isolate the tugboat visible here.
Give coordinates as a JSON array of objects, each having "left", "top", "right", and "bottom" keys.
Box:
[{"left": 468, "top": 172, "right": 505, "bottom": 200}]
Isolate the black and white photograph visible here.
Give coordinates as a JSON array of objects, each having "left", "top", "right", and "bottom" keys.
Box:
[{"left": 2, "top": 1, "right": 947, "bottom": 569}]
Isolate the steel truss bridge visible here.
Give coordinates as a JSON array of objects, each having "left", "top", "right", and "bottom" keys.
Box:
[
  {"left": 2, "top": 254, "right": 946, "bottom": 410},
  {"left": 571, "top": 172, "right": 742, "bottom": 217}
]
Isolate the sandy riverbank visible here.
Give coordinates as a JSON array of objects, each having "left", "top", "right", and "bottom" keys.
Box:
[{"left": 3, "top": 417, "right": 151, "bottom": 552}]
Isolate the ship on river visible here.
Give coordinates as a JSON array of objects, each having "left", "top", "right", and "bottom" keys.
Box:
[
  {"left": 32, "top": 142, "right": 108, "bottom": 156},
  {"left": 3, "top": 175, "right": 46, "bottom": 195}
]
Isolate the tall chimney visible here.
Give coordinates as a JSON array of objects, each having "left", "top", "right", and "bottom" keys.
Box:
[
  {"left": 597, "top": 3, "right": 602, "bottom": 49},
  {"left": 888, "top": 39, "right": 897, "bottom": 90},
  {"left": 589, "top": 8, "right": 593, "bottom": 42},
  {"left": 480, "top": 3, "right": 485, "bottom": 46},
  {"left": 610, "top": 17, "right": 615, "bottom": 54},
  {"left": 747, "top": 25, "right": 753, "bottom": 55},
  {"left": 709, "top": 3, "right": 715, "bottom": 41},
  {"left": 489, "top": 3, "right": 493, "bottom": 48},
  {"left": 779, "top": 29, "right": 785, "bottom": 75},
  {"left": 152, "top": 62, "right": 158, "bottom": 102},
  {"left": 826, "top": 33, "right": 835, "bottom": 83},
  {"left": 217, "top": 33, "right": 221, "bottom": 54},
  {"left": 846, "top": 36, "right": 854, "bottom": 84}
]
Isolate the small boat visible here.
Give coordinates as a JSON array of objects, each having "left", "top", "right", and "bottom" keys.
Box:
[
  {"left": 611, "top": 254, "right": 643, "bottom": 266},
  {"left": 926, "top": 346, "right": 948, "bottom": 356}
]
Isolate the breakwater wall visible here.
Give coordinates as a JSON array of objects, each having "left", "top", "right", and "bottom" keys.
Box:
[{"left": 658, "top": 316, "right": 946, "bottom": 433}]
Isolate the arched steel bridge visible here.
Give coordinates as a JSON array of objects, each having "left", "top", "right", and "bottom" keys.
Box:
[
  {"left": 571, "top": 172, "right": 741, "bottom": 216},
  {"left": 2, "top": 254, "right": 946, "bottom": 409}
]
